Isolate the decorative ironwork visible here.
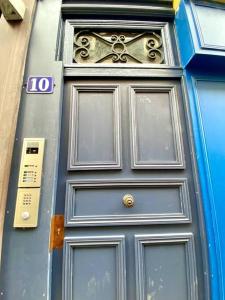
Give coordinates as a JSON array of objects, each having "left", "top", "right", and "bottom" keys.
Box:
[{"left": 73, "top": 30, "right": 164, "bottom": 64}]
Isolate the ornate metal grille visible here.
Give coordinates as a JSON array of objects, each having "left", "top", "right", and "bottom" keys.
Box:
[{"left": 73, "top": 30, "right": 164, "bottom": 64}]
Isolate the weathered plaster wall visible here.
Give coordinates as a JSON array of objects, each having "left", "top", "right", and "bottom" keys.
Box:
[{"left": 0, "top": 0, "right": 36, "bottom": 262}]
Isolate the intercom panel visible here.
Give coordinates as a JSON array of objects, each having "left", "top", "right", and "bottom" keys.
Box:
[
  {"left": 13, "top": 188, "right": 41, "bottom": 228},
  {"left": 14, "top": 138, "right": 45, "bottom": 228},
  {"left": 18, "top": 138, "right": 45, "bottom": 188}
]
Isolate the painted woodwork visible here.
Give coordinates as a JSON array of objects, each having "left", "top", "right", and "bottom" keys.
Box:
[
  {"left": 0, "top": 0, "right": 214, "bottom": 299},
  {"left": 129, "top": 84, "right": 184, "bottom": 169},
  {"left": 176, "top": 0, "right": 225, "bottom": 67},
  {"left": 59, "top": 77, "right": 208, "bottom": 300},
  {"left": 0, "top": 0, "right": 63, "bottom": 299},
  {"left": 68, "top": 85, "right": 121, "bottom": 170},
  {"left": 65, "top": 179, "right": 191, "bottom": 226},
  {"left": 175, "top": 2, "right": 225, "bottom": 299},
  {"left": 135, "top": 233, "right": 197, "bottom": 300},
  {"left": 64, "top": 20, "right": 175, "bottom": 66},
  {"left": 61, "top": 2, "right": 174, "bottom": 17},
  {"left": 63, "top": 236, "right": 126, "bottom": 300},
  {"left": 184, "top": 73, "right": 225, "bottom": 300}
]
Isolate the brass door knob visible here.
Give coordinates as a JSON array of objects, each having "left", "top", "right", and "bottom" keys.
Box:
[{"left": 123, "top": 194, "right": 135, "bottom": 208}]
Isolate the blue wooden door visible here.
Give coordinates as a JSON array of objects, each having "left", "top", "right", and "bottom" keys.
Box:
[{"left": 56, "top": 78, "right": 206, "bottom": 300}]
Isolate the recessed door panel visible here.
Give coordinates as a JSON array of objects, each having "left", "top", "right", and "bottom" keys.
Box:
[
  {"left": 135, "top": 234, "right": 197, "bottom": 300},
  {"left": 65, "top": 180, "right": 191, "bottom": 225},
  {"left": 130, "top": 85, "right": 184, "bottom": 169},
  {"left": 68, "top": 85, "right": 121, "bottom": 170},
  {"left": 63, "top": 236, "right": 126, "bottom": 300}
]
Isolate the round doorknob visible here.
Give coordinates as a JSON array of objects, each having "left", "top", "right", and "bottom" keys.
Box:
[{"left": 123, "top": 194, "right": 135, "bottom": 208}]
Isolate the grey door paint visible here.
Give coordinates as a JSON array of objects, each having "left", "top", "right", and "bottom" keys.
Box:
[{"left": 56, "top": 79, "right": 205, "bottom": 300}]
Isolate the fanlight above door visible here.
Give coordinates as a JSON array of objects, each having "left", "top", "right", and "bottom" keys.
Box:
[{"left": 73, "top": 30, "right": 164, "bottom": 64}]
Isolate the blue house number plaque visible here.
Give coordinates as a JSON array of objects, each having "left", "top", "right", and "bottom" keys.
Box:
[{"left": 26, "top": 76, "right": 54, "bottom": 94}]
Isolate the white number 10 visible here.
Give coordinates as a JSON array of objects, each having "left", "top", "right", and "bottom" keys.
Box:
[{"left": 30, "top": 78, "right": 50, "bottom": 92}]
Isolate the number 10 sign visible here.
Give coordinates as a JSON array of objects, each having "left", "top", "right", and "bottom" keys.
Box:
[{"left": 26, "top": 76, "right": 54, "bottom": 94}]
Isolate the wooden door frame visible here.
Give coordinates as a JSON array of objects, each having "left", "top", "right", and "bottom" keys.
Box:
[{"left": 56, "top": 13, "right": 210, "bottom": 299}]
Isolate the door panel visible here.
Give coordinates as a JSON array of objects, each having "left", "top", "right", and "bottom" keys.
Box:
[
  {"left": 65, "top": 179, "right": 191, "bottom": 226},
  {"left": 59, "top": 79, "right": 205, "bottom": 300},
  {"left": 135, "top": 234, "right": 196, "bottom": 300},
  {"left": 130, "top": 85, "right": 184, "bottom": 169},
  {"left": 63, "top": 227, "right": 198, "bottom": 300},
  {"left": 68, "top": 85, "right": 121, "bottom": 170},
  {"left": 63, "top": 236, "right": 126, "bottom": 300}
]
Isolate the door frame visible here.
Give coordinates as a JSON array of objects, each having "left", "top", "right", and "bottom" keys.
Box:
[{"left": 53, "top": 13, "right": 210, "bottom": 300}]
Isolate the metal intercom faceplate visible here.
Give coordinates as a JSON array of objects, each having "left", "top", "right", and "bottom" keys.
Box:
[
  {"left": 14, "top": 138, "right": 45, "bottom": 228},
  {"left": 18, "top": 138, "right": 45, "bottom": 188},
  {"left": 13, "top": 188, "right": 41, "bottom": 227}
]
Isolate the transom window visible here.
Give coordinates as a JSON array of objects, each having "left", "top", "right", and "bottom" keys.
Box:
[
  {"left": 73, "top": 30, "right": 164, "bottom": 64},
  {"left": 63, "top": 20, "right": 175, "bottom": 66}
]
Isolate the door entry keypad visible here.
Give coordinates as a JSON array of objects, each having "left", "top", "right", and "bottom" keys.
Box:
[
  {"left": 13, "top": 188, "right": 40, "bottom": 227},
  {"left": 14, "top": 138, "right": 45, "bottom": 228}
]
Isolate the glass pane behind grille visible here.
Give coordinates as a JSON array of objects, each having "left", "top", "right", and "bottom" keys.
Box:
[{"left": 73, "top": 30, "right": 164, "bottom": 64}]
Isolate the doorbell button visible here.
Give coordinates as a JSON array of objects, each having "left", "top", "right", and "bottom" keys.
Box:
[{"left": 21, "top": 211, "right": 30, "bottom": 220}]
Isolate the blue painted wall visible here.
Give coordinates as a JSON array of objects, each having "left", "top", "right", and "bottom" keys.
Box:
[
  {"left": 176, "top": 0, "right": 225, "bottom": 68},
  {"left": 175, "top": 0, "right": 195, "bottom": 66},
  {"left": 185, "top": 72, "right": 225, "bottom": 300},
  {"left": 176, "top": 1, "right": 225, "bottom": 299}
]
